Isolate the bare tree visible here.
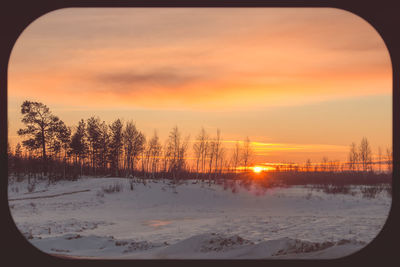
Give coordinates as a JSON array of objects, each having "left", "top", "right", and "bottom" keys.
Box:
[
  {"left": 162, "top": 140, "right": 171, "bottom": 175},
  {"left": 348, "top": 142, "right": 358, "bottom": 172},
  {"left": 242, "top": 137, "right": 253, "bottom": 172},
  {"left": 359, "top": 137, "right": 372, "bottom": 172},
  {"left": 217, "top": 146, "right": 226, "bottom": 176},
  {"left": 167, "top": 126, "right": 189, "bottom": 180},
  {"left": 213, "top": 129, "right": 222, "bottom": 177},
  {"left": 207, "top": 139, "right": 215, "bottom": 183},
  {"left": 231, "top": 141, "right": 241, "bottom": 175},
  {"left": 322, "top": 157, "right": 328, "bottom": 172},
  {"left": 305, "top": 159, "right": 312, "bottom": 172},
  {"left": 147, "top": 131, "right": 162, "bottom": 178},
  {"left": 123, "top": 121, "right": 145, "bottom": 177},
  {"left": 386, "top": 147, "right": 392, "bottom": 173},
  {"left": 193, "top": 127, "right": 210, "bottom": 179},
  {"left": 377, "top": 146, "right": 382, "bottom": 173},
  {"left": 193, "top": 127, "right": 208, "bottom": 177}
]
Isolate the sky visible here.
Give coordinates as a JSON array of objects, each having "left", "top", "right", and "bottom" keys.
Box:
[{"left": 8, "top": 8, "right": 392, "bottom": 164}]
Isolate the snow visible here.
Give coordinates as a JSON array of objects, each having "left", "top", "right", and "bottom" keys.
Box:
[{"left": 8, "top": 177, "right": 391, "bottom": 259}]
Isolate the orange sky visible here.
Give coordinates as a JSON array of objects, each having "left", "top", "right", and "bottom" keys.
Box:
[{"left": 7, "top": 8, "right": 392, "bottom": 164}]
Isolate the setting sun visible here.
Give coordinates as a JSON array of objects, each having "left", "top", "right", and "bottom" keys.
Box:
[{"left": 253, "top": 166, "right": 263, "bottom": 173}]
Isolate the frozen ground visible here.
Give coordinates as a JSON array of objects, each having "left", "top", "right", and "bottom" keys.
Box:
[{"left": 8, "top": 177, "right": 391, "bottom": 259}]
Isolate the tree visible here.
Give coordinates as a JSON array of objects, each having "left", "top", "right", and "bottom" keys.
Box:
[
  {"left": 193, "top": 127, "right": 208, "bottom": 176},
  {"left": 216, "top": 146, "right": 226, "bottom": 176},
  {"left": 86, "top": 117, "right": 102, "bottom": 175},
  {"left": 305, "top": 159, "right": 312, "bottom": 172},
  {"left": 242, "top": 137, "right": 253, "bottom": 171},
  {"left": 193, "top": 127, "right": 210, "bottom": 179},
  {"left": 109, "top": 119, "right": 124, "bottom": 177},
  {"left": 207, "top": 139, "right": 215, "bottom": 181},
  {"left": 231, "top": 141, "right": 241, "bottom": 174},
  {"left": 147, "top": 131, "right": 162, "bottom": 178},
  {"left": 348, "top": 142, "right": 358, "bottom": 172},
  {"left": 166, "top": 126, "right": 189, "bottom": 179},
  {"left": 386, "top": 147, "right": 392, "bottom": 173},
  {"left": 70, "top": 119, "right": 87, "bottom": 176},
  {"left": 322, "top": 157, "right": 328, "bottom": 172},
  {"left": 213, "top": 129, "right": 222, "bottom": 176},
  {"left": 14, "top": 143, "right": 23, "bottom": 178},
  {"left": 377, "top": 146, "right": 382, "bottom": 173},
  {"left": 98, "top": 121, "right": 110, "bottom": 174},
  {"left": 17, "top": 101, "right": 66, "bottom": 177},
  {"left": 123, "top": 121, "right": 145, "bottom": 177},
  {"left": 48, "top": 120, "right": 70, "bottom": 160},
  {"left": 55, "top": 122, "right": 71, "bottom": 179},
  {"left": 7, "top": 142, "right": 12, "bottom": 159},
  {"left": 359, "top": 137, "right": 372, "bottom": 172}
]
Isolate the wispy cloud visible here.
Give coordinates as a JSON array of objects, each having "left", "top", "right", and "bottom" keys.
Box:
[{"left": 95, "top": 69, "right": 200, "bottom": 88}]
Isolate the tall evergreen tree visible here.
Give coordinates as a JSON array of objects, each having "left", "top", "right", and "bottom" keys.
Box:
[
  {"left": 70, "top": 119, "right": 87, "bottom": 176},
  {"left": 86, "top": 117, "right": 102, "bottom": 175},
  {"left": 109, "top": 119, "right": 124, "bottom": 177},
  {"left": 98, "top": 121, "right": 110, "bottom": 173},
  {"left": 17, "top": 101, "right": 66, "bottom": 177}
]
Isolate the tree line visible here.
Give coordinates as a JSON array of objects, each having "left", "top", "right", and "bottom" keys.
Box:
[
  {"left": 297, "top": 137, "right": 392, "bottom": 174},
  {"left": 7, "top": 100, "right": 393, "bottom": 183},
  {"left": 8, "top": 101, "right": 256, "bottom": 182}
]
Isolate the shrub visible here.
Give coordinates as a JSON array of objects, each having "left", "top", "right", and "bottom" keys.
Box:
[{"left": 101, "top": 182, "right": 123, "bottom": 194}]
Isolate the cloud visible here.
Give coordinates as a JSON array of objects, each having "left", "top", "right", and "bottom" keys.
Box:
[
  {"left": 8, "top": 7, "right": 391, "bottom": 112},
  {"left": 94, "top": 68, "right": 200, "bottom": 89}
]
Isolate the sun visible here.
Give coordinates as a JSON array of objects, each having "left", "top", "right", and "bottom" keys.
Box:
[{"left": 253, "top": 166, "right": 263, "bottom": 173}]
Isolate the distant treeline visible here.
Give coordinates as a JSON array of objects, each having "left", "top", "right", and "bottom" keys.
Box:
[{"left": 7, "top": 100, "right": 393, "bottom": 184}]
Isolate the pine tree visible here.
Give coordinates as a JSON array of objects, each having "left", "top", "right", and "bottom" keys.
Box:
[
  {"left": 109, "top": 119, "right": 124, "bottom": 177},
  {"left": 70, "top": 119, "right": 87, "bottom": 177},
  {"left": 17, "top": 101, "right": 67, "bottom": 177}
]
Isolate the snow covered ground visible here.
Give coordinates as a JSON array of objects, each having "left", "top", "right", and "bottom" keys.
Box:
[{"left": 8, "top": 177, "right": 391, "bottom": 259}]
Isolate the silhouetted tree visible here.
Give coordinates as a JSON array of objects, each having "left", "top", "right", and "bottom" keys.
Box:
[
  {"left": 167, "top": 126, "right": 189, "bottom": 180},
  {"left": 13, "top": 143, "right": 22, "bottom": 178},
  {"left": 213, "top": 129, "right": 222, "bottom": 176},
  {"left": 98, "top": 121, "right": 110, "bottom": 173},
  {"left": 231, "top": 141, "right": 241, "bottom": 175},
  {"left": 305, "top": 159, "right": 312, "bottom": 172},
  {"left": 109, "top": 119, "right": 124, "bottom": 177},
  {"left": 359, "top": 137, "right": 372, "bottom": 172},
  {"left": 123, "top": 121, "right": 145, "bottom": 177},
  {"left": 242, "top": 137, "right": 252, "bottom": 171},
  {"left": 70, "top": 119, "right": 87, "bottom": 177},
  {"left": 377, "top": 146, "right": 382, "bottom": 173},
  {"left": 322, "top": 157, "right": 328, "bottom": 172},
  {"left": 386, "top": 147, "right": 392, "bottom": 173},
  {"left": 86, "top": 117, "right": 102, "bottom": 175},
  {"left": 17, "top": 101, "right": 66, "bottom": 177},
  {"left": 348, "top": 142, "right": 358, "bottom": 172},
  {"left": 147, "top": 131, "right": 162, "bottom": 178}
]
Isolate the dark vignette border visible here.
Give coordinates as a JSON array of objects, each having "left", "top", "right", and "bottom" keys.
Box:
[{"left": 0, "top": 0, "right": 398, "bottom": 266}]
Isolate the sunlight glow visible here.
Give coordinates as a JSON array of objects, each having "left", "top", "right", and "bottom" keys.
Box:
[{"left": 253, "top": 166, "right": 263, "bottom": 173}]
